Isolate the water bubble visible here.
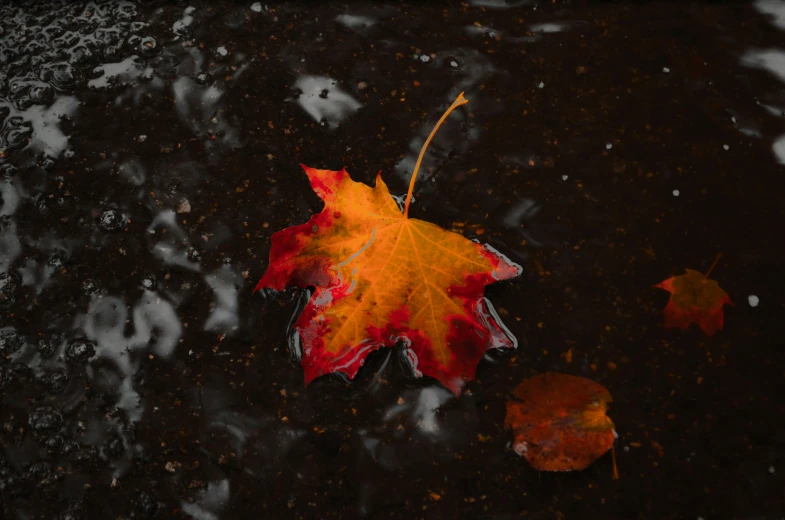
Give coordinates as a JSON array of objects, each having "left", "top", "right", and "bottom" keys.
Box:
[
  {"left": 4, "top": 116, "right": 34, "bottom": 150},
  {"left": 30, "top": 85, "right": 55, "bottom": 106},
  {"left": 37, "top": 334, "right": 63, "bottom": 358},
  {"left": 29, "top": 407, "right": 63, "bottom": 434},
  {"left": 0, "top": 327, "right": 25, "bottom": 355},
  {"left": 187, "top": 247, "right": 202, "bottom": 263},
  {"left": 115, "top": 3, "right": 139, "bottom": 21},
  {"left": 99, "top": 209, "right": 124, "bottom": 231},
  {"left": 66, "top": 338, "right": 96, "bottom": 363},
  {"left": 39, "top": 62, "right": 81, "bottom": 90},
  {"left": 82, "top": 278, "right": 99, "bottom": 294},
  {"left": 43, "top": 369, "right": 70, "bottom": 394},
  {"left": 1, "top": 164, "right": 17, "bottom": 179},
  {"left": 141, "top": 274, "right": 157, "bottom": 290},
  {"left": 748, "top": 295, "right": 760, "bottom": 307},
  {"left": 43, "top": 434, "right": 65, "bottom": 454},
  {"left": 39, "top": 156, "right": 56, "bottom": 170},
  {"left": 69, "top": 45, "right": 93, "bottom": 65},
  {"left": 48, "top": 252, "right": 67, "bottom": 269},
  {"left": 25, "top": 460, "right": 51, "bottom": 482},
  {"left": 139, "top": 36, "right": 158, "bottom": 57}
]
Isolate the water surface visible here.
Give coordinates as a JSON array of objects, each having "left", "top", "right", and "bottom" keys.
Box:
[{"left": 2, "top": 1, "right": 785, "bottom": 518}]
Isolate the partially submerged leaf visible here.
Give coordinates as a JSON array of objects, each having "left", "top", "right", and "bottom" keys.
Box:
[
  {"left": 255, "top": 93, "right": 521, "bottom": 395},
  {"left": 655, "top": 268, "right": 732, "bottom": 336},
  {"left": 504, "top": 373, "right": 616, "bottom": 472},
  {"left": 256, "top": 165, "right": 519, "bottom": 395}
]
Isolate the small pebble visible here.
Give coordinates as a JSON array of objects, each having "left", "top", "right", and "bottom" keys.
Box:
[
  {"left": 217, "top": 46, "right": 228, "bottom": 56},
  {"left": 250, "top": 2, "right": 262, "bottom": 12},
  {"left": 748, "top": 295, "right": 759, "bottom": 307},
  {"left": 450, "top": 60, "right": 459, "bottom": 68},
  {"left": 672, "top": 189, "right": 680, "bottom": 196},
  {"left": 723, "top": 144, "right": 730, "bottom": 150},
  {"left": 561, "top": 175, "right": 568, "bottom": 180},
  {"left": 419, "top": 54, "right": 430, "bottom": 63},
  {"left": 606, "top": 143, "right": 612, "bottom": 150},
  {"left": 138, "top": 135, "right": 147, "bottom": 142},
  {"left": 663, "top": 67, "right": 670, "bottom": 73},
  {"left": 538, "top": 81, "right": 545, "bottom": 89},
  {"left": 769, "top": 465, "right": 775, "bottom": 474}
]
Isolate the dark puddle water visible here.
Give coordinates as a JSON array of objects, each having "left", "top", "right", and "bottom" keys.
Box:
[{"left": 2, "top": 1, "right": 785, "bottom": 518}]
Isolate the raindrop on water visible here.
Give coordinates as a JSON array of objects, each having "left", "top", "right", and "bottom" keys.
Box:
[
  {"left": 28, "top": 407, "right": 63, "bottom": 434},
  {"left": 66, "top": 338, "right": 96, "bottom": 364},
  {"left": 100, "top": 209, "right": 124, "bottom": 231}
]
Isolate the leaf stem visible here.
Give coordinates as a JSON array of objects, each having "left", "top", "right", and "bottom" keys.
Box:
[
  {"left": 704, "top": 253, "right": 722, "bottom": 279},
  {"left": 403, "top": 92, "right": 469, "bottom": 218},
  {"left": 611, "top": 444, "right": 619, "bottom": 480}
]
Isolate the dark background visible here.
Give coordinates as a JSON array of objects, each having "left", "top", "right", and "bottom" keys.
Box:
[{"left": 2, "top": 1, "right": 785, "bottom": 518}]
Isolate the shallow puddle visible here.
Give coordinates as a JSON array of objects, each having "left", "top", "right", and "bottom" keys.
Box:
[{"left": 2, "top": 1, "right": 785, "bottom": 518}]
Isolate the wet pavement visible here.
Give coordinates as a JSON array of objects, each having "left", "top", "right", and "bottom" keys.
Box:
[{"left": 2, "top": 1, "right": 785, "bottom": 518}]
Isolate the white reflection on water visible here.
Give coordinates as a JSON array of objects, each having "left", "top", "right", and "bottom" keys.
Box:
[
  {"left": 79, "top": 290, "right": 182, "bottom": 423},
  {"left": 383, "top": 386, "right": 454, "bottom": 438},
  {"left": 745, "top": 2, "right": 785, "bottom": 164},
  {"left": 88, "top": 55, "right": 153, "bottom": 90},
  {"left": 204, "top": 265, "right": 243, "bottom": 333},
  {"left": 741, "top": 48, "right": 785, "bottom": 164},
  {"left": 756, "top": 0, "right": 785, "bottom": 29},
  {"left": 291, "top": 75, "right": 363, "bottom": 129},
  {"left": 181, "top": 479, "right": 230, "bottom": 520}
]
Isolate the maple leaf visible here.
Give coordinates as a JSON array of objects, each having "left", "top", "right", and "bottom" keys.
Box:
[
  {"left": 654, "top": 255, "right": 733, "bottom": 336},
  {"left": 505, "top": 373, "right": 617, "bottom": 473},
  {"left": 255, "top": 93, "right": 521, "bottom": 395}
]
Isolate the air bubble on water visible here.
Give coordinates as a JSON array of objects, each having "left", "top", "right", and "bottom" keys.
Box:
[
  {"left": 82, "top": 279, "right": 99, "bottom": 295},
  {"left": 100, "top": 209, "right": 124, "bottom": 231},
  {"left": 672, "top": 189, "right": 680, "bottom": 196},
  {"left": 0, "top": 327, "right": 25, "bottom": 355},
  {"left": 538, "top": 81, "right": 545, "bottom": 88},
  {"left": 66, "top": 339, "right": 96, "bottom": 364},
  {"left": 748, "top": 295, "right": 759, "bottom": 307},
  {"left": 251, "top": 2, "right": 263, "bottom": 12},
  {"left": 28, "top": 407, "right": 63, "bottom": 434}
]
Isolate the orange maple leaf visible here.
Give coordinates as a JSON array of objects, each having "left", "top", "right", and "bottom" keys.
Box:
[
  {"left": 654, "top": 255, "right": 733, "bottom": 336},
  {"left": 505, "top": 373, "right": 617, "bottom": 473},
  {"left": 255, "top": 93, "right": 521, "bottom": 395}
]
